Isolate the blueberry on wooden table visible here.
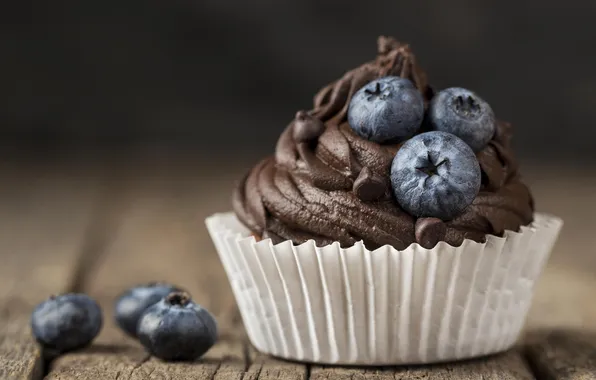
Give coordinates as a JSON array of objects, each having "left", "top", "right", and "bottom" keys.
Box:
[
  {"left": 31, "top": 293, "right": 103, "bottom": 353},
  {"left": 429, "top": 87, "right": 495, "bottom": 152},
  {"left": 114, "top": 282, "right": 181, "bottom": 337},
  {"left": 348, "top": 76, "right": 424, "bottom": 143},
  {"left": 137, "top": 291, "right": 218, "bottom": 361},
  {"left": 391, "top": 131, "right": 481, "bottom": 220}
]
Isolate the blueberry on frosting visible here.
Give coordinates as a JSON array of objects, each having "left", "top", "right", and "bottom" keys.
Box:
[
  {"left": 429, "top": 87, "right": 495, "bottom": 152},
  {"left": 233, "top": 36, "right": 535, "bottom": 250},
  {"left": 390, "top": 131, "right": 481, "bottom": 220},
  {"left": 348, "top": 76, "right": 424, "bottom": 143}
]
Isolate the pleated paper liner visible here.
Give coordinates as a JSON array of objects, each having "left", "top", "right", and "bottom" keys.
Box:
[{"left": 206, "top": 212, "right": 562, "bottom": 365}]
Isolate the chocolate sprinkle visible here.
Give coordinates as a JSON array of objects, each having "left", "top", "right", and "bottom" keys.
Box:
[
  {"left": 293, "top": 111, "right": 325, "bottom": 143},
  {"left": 353, "top": 167, "right": 386, "bottom": 201},
  {"left": 415, "top": 218, "right": 447, "bottom": 249}
]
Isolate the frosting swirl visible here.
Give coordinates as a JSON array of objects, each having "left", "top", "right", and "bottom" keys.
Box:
[{"left": 233, "top": 36, "right": 534, "bottom": 250}]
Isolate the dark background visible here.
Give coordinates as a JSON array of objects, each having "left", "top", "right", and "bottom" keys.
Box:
[{"left": 2, "top": 0, "right": 594, "bottom": 165}]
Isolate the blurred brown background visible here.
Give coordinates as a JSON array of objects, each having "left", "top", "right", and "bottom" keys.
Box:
[{"left": 1, "top": 0, "right": 595, "bottom": 164}]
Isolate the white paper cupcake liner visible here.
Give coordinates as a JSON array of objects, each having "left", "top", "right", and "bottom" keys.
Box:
[{"left": 206, "top": 212, "right": 562, "bottom": 365}]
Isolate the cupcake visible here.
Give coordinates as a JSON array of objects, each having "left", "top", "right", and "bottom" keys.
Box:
[{"left": 206, "top": 36, "right": 562, "bottom": 365}]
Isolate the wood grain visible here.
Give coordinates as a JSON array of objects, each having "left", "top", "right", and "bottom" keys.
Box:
[
  {"left": 310, "top": 350, "right": 533, "bottom": 379},
  {"left": 0, "top": 161, "right": 104, "bottom": 307},
  {"left": 525, "top": 169, "right": 596, "bottom": 278},
  {"left": 526, "top": 330, "right": 596, "bottom": 380},
  {"left": 46, "top": 160, "right": 247, "bottom": 380},
  {"left": 0, "top": 316, "right": 42, "bottom": 380},
  {"left": 525, "top": 169, "right": 596, "bottom": 335},
  {"left": 244, "top": 352, "right": 307, "bottom": 380},
  {"left": 245, "top": 347, "right": 534, "bottom": 379},
  {"left": 527, "top": 267, "right": 596, "bottom": 333},
  {"left": 0, "top": 160, "right": 104, "bottom": 380}
]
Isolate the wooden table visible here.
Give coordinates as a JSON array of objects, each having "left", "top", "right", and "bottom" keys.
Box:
[{"left": 1, "top": 152, "right": 595, "bottom": 380}]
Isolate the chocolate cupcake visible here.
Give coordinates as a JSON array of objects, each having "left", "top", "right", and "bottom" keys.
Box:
[{"left": 207, "top": 37, "right": 562, "bottom": 365}]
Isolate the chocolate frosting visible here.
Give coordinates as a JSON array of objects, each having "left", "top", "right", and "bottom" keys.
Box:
[{"left": 233, "top": 36, "right": 534, "bottom": 250}]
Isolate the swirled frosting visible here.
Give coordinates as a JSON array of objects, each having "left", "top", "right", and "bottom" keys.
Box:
[{"left": 233, "top": 36, "right": 534, "bottom": 250}]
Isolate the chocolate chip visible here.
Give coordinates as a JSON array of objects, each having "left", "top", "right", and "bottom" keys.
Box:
[
  {"left": 293, "top": 111, "right": 325, "bottom": 143},
  {"left": 296, "top": 110, "right": 310, "bottom": 119},
  {"left": 377, "top": 35, "right": 399, "bottom": 55},
  {"left": 415, "top": 217, "right": 447, "bottom": 249},
  {"left": 353, "top": 167, "right": 386, "bottom": 201}
]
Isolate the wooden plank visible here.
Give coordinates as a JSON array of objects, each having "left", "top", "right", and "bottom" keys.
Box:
[
  {"left": 0, "top": 160, "right": 104, "bottom": 307},
  {"left": 310, "top": 350, "right": 533, "bottom": 379},
  {"left": 243, "top": 348, "right": 533, "bottom": 380},
  {"left": 525, "top": 330, "right": 596, "bottom": 380},
  {"left": 527, "top": 267, "right": 596, "bottom": 332},
  {"left": 0, "top": 315, "right": 42, "bottom": 380},
  {"left": 525, "top": 168, "right": 596, "bottom": 276},
  {"left": 0, "top": 160, "right": 104, "bottom": 380},
  {"left": 47, "top": 160, "right": 247, "bottom": 380},
  {"left": 522, "top": 169, "right": 596, "bottom": 379},
  {"left": 525, "top": 168, "right": 596, "bottom": 333},
  {"left": 244, "top": 350, "right": 308, "bottom": 380}
]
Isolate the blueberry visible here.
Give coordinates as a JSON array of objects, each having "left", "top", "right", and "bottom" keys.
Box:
[
  {"left": 137, "top": 292, "right": 218, "bottom": 361},
  {"left": 429, "top": 87, "right": 495, "bottom": 152},
  {"left": 31, "top": 294, "right": 102, "bottom": 353},
  {"left": 347, "top": 76, "right": 424, "bottom": 143},
  {"left": 114, "top": 282, "right": 181, "bottom": 337},
  {"left": 390, "top": 131, "right": 481, "bottom": 220}
]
